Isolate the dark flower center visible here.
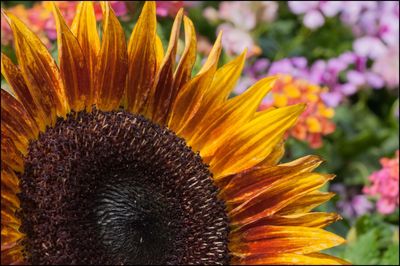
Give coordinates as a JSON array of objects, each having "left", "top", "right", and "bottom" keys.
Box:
[{"left": 17, "top": 109, "right": 230, "bottom": 265}]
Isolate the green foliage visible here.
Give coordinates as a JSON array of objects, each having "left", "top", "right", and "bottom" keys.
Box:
[{"left": 326, "top": 214, "right": 399, "bottom": 265}]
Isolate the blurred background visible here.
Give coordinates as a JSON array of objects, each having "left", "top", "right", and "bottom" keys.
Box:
[{"left": 1, "top": 1, "right": 399, "bottom": 264}]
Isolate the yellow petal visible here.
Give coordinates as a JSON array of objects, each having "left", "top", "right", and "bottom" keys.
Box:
[
  {"left": 1, "top": 226, "right": 23, "bottom": 248},
  {"left": 71, "top": 1, "right": 100, "bottom": 110},
  {"left": 188, "top": 76, "right": 277, "bottom": 157},
  {"left": 53, "top": 3, "right": 90, "bottom": 112},
  {"left": 229, "top": 173, "right": 334, "bottom": 226},
  {"left": 179, "top": 50, "right": 247, "bottom": 138},
  {"left": 4, "top": 11, "right": 68, "bottom": 124},
  {"left": 125, "top": 2, "right": 158, "bottom": 114},
  {"left": 1, "top": 185, "right": 20, "bottom": 210},
  {"left": 171, "top": 16, "right": 197, "bottom": 103},
  {"left": 206, "top": 49, "right": 247, "bottom": 107},
  {"left": 237, "top": 212, "right": 341, "bottom": 232},
  {"left": 1, "top": 90, "right": 38, "bottom": 154},
  {"left": 233, "top": 252, "right": 350, "bottom": 265},
  {"left": 94, "top": 2, "right": 128, "bottom": 111},
  {"left": 0, "top": 238, "right": 24, "bottom": 265},
  {"left": 278, "top": 191, "right": 336, "bottom": 215},
  {"left": 254, "top": 141, "right": 285, "bottom": 167},
  {"left": 155, "top": 34, "right": 165, "bottom": 67},
  {"left": 230, "top": 225, "right": 345, "bottom": 256},
  {"left": 209, "top": 104, "right": 305, "bottom": 180},
  {"left": 145, "top": 9, "right": 183, "bottom": 124},
  {"left": 168, "top": 32, "right": 222, "bottom": 134},
  {"left": 1, "top": 165, "right": 20, "bottom": 195},
  {"left": 1, "top": 53, "right": 47, "bottom": 131},
  {"left": 1, "top": 134, "right": 24, "bottom": 173},
  {"left": 220, "top": 155, "right": 324, "bottom": 205}
]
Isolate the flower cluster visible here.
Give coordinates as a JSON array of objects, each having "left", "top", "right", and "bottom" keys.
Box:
[
  {"left": 237, "top": 69, "right": 335, "bottom": 148},
  {"left": 288, "top": 1, "right": 399, "bottom": 91},
  {"left": 203, "top": 1, "right": 278, "bottom": 57},
  {"left": 1, "top": 1, "right": 127, "bottom": 47},
  {"left": 364, "top": 151, "right": 399, "bottom": 215},
  {"left": 264, "top": 52, "right": 385, "bottom": 107},
  {"left": 331, "top": 184, "right": 373, "bottom": 219}
]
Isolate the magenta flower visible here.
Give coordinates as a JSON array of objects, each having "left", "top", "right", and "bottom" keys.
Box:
[{"left": 364, "top": 151, "right": 400, "bottom": 215}]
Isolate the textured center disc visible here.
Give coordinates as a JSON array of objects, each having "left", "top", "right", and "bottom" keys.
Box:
[{"left": 17, "top": 109, "right": 230, "bottom": 265}]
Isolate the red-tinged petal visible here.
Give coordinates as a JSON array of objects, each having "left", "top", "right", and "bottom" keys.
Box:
[
  {"left": 233, "top": 252, "right": 351, "bottom": 265},
  {"left": 125, "top": 2, "right": 158, "bottom": 114},
  {"left": 230, "top": 225, "right": 345, "bottom": 256},
  {"left": 168, "top": 32, "right": 222, "bottom": 135},
  {"left": 145, "top": 9, "right": 183, "bottom": 124},
  {"left": 1, "top": 90, "right": 39, "bottom": 152},
  {"left": 94, "top": 2, "right": 128, "bottom": 111},
  {"left": 1, "top": 53, "right": 47, "bottom": 131},
  {"left": 229, "top": 173, "right": 334, "bottom": 227},
  {"left": 53, "top": 3, "right": 90, "bottom": 112},
  {"left": 170, "top": 16, "right": 197, "bottom": 108},
  {"left": 4, "top": 11, "right": 68, "bottom": 125},
  {"left": 71, "top": 1, "right": 100, "bottom": 109}
]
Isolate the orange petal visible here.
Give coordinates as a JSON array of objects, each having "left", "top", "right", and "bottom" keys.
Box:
[
  {"left": 1, "top": 132, "right": 24, "bottom": 173},
  {"left": 168, "top": 32, "right": 222, "bottom": 134},
  {"left": 230, "top": 225, "right": 345, "bottom": 256},
  {"left": 1, "top": 53, "right": 47, "bottom": 131},
  {"left": 220, "top": 155, "right": 324, "bottom": 204},
  {"left": 237, "top": 212, "right": 342, "bottom": 233},
  {"left": 53, "top": 3, "right": 90, "bottom": 112},
  {"left": 1, "top": 91, "right": 38, "bottom": 154},
  {"left": 145, "top": 9, "right": 183, "bottom": 124},
  {"left": 170, "top": 16, "right": 197, "bottom": 106},
  {"left": 125, "top": 2, "right": 158, "bottom": 114},
  {"left": 1, "top": 226, "right": 23, "bottom": 250},
  {"left": 1, "top": 203, "right": 21, "bottom": 227},
  {"left": 209, "top": 104, "right": 305, "bottom": 180},
  {"left": 94, "top": 2, "right": 128, "bottom": 111},
  {"left": 179, "top": 50, "right": 247, "bottom": 139},
  {"left": 71, "top": 1, "right": 100, "bottom": 109},
  {"left": 229, "top": 173, "right": 334, "bottom": 227},
  {"left": 0, "top": 241, "right": 24, "bottom": 265},
  {"left": 4, "top": 11, "right": 68, "bottom": 124},
  {"left": 187, "top": 76, "right": 277, "bottom": 157},
  {"left": 233, "top": 252, "right": 350, "bottom": 265},
  {"left": 1, "top": 185, "right": 20, "bottom": 211},
  {"left": 278, "top": 191, "right": 336, "bottom": 215},
  {"left": 1, "top": 165, "right": 20, "bottom": 195}
]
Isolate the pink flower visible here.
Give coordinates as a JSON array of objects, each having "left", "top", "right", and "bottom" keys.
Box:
[
  {"left": 156, "top": 1, "right": 183, "bottom": 17},
  {"left": 217, "top": 23, "right": 259, "bottom": 57},
  {"left": 372, "top": 46, "right": 400, "bottom": 89},
  {"left": 364, "top": 151, "right": 400, "bottom": 215}
]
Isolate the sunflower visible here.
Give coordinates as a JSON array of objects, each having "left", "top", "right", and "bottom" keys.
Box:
[{"left": 1, "top": 2, "right": 349, "bottom": 265}]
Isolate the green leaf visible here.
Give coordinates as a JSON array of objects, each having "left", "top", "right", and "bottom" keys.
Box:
[
  {"left": 344, "top": 229, "right": 380, "bottom": 265},
  {"left": 380, "top": 244, "right": 399, "bottom": 265}
]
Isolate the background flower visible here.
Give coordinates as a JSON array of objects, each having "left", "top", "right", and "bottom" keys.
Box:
[{"left": 364, "top": 151, "right": 399, "bottom": 215}]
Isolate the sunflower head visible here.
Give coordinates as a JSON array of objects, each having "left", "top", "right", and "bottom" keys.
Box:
[{"left": 1, "top": 2, "right": 349, "bottom": 265}]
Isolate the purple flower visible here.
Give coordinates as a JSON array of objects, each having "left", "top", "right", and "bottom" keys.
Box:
[
  {"left": 288, "top": 1, "right": 319, "bottom": 15},
  {"left": 353, "top": 36, "right": 387, "bottom": 59},
  {"left": 331, "top": 184, "right": 373, "bottom": 219},
  {"left": 321, "top": 91, "right": 343, "bottom": 107},
  {"left": 303, "top": 9, "right": 325, "bottom": 29}
]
